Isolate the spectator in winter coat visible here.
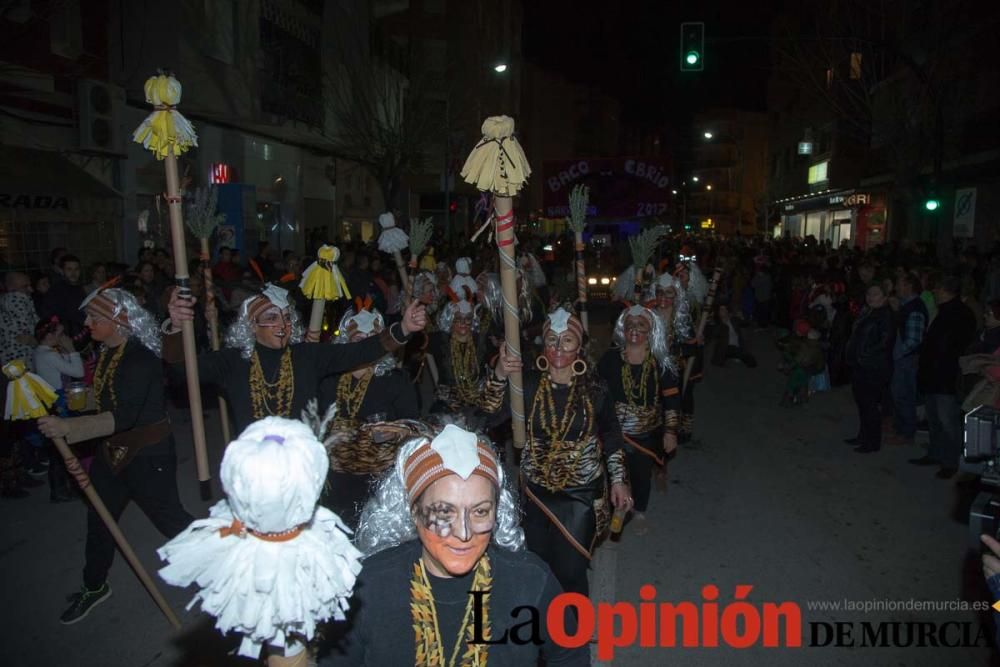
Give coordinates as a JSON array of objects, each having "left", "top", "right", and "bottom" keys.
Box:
[
  {"left": 844, "top": 284, "right": 895, "bottom": 453},
  {"left": 888, "top": 273, "right": 928, "bottom": 446},
  {"left": 909, "top": 273, "right": 978, "bottom": 478}
]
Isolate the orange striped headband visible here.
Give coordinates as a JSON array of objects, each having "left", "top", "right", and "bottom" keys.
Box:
[{"left": 403, "top": 429, "right": 500, "bottom": 504}]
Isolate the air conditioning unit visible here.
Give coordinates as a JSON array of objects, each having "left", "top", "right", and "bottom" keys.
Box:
[{"left": 77, "top": 80, "right": 126, "bottom": 155}]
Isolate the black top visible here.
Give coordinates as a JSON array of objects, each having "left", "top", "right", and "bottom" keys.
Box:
[
  {"left": 322, "top": 539, "right": 588, "bottom": 666},
  {"left": 846, "top": 305, "right": 895, "bottom": 375},
  {"left": 918, "top": 298, "right": 978, "bottom": 394},
  {"left": 97, "top": 340, "right": 172, "bottom": 457},
  {"left": 170, "top": 325, "right": 408, "bottom": 433},
  {"left": 597, "top": 349, "right": 681, "bottom": 413},
  {"left": 317, "top": 367, "right": 419, "bottom": 421}
]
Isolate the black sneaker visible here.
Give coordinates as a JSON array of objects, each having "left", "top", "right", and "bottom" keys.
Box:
[{"left": 60, "top": 583, "right": 112, "bottom": 625}]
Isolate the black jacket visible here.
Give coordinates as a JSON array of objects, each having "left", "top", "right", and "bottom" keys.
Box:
[
  {"left": 918, "top": 298, "right": 977, "bottom": 394},
  {"left": 846, "top": 304, "right": 895, "bottom": 376}
]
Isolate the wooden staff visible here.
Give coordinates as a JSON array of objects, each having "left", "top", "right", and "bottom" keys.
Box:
[
  {"left": 566, "top": 184, "right": 590, "bottom": 333},
  {"left": 51, "top": 434, "right": 182, "bottom": 629},
  {"left": 133, "top": 73, "right": 211, "bottom": 486},
  {"left": 199, "top": 240, "right": 231, "bottom": 444},
  {"left": 460, "top": 116, "right": 531, "bottom": 449},
  {"left": 682, "top": 266, "right": 723, "bottom": 393},
  {"left": 300, "top": 245, "right": 350, "bottom": 341}
]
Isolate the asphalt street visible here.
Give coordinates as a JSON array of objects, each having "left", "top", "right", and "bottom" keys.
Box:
[{"left": 1, "top": 310, "right": 997, "bottom": 666}]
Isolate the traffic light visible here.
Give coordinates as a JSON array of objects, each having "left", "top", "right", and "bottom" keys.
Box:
[
  {"left": 680, "top": 22, "right": 705, "bottom": 71},
  {"left": 924, "top": 197, "right": 941, "bottom": 212}
]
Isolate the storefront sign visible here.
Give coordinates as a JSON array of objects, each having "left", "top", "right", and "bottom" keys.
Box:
[
  {"left": 845, "top": 193, "right": 870, "bottom": 207},
  {"left": 953, "top": 187, "right": 976, "bottom": 238},
  {"left": 0, "top": 194, "right": 69, "bottom": 209}
]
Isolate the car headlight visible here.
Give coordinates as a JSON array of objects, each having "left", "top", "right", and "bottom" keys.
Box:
[
  {"left": 588, "top": 277, "right": 597, "bottom": 285},
  {"left": 600, "top": 277, "right": 611, "bottom": 285}
]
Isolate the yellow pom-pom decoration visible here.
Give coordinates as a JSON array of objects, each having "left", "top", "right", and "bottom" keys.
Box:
[
  {"left": 300, "top": 245, "right": 351, "bottom": 301},
  {"left": 3, "top": 360, "right": 57, "bottom": 421},
  {"left": 132, "top": 74, "right": 198, "bottom": 160}
]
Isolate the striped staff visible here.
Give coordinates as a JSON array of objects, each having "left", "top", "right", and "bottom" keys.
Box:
[{"left": 682, "top": 266, "right": 723, "bottom": 393}]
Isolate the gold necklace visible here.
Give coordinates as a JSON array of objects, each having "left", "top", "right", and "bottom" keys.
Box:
[
  {"left": 249, "top": 347, "right": 294, "bottom": 418},
  {"left": 410, "top": 554, "right": 491, "bottom": 667},
  {"left": 621, "top": 353, "right": 658, "bottom": 407},
  {"left": 335, "top": 371, "right": 372, "bottom": 420},
  {"left": 93, "top": 342, "right": 127, "bottom": 411},
  {"left": 528, "top": 374, "right": 595, "bottom": 490},
  {"left": 451, "top": 337, "right": 479, "bottom": 403}
]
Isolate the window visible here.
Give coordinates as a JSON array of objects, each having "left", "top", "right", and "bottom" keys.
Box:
[
  {"left": 808, "top": 161, "right": 829, "bottom": 185},
  {"left": 850, "top": 52, "right": 862, "bottom": 80}
]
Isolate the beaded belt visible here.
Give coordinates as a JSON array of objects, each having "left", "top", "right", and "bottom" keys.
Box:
[{"left": 218, "top": 518, "right": 304, "bottom": 542}]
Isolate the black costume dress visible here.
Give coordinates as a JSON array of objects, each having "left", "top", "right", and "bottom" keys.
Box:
[
  {"left": 83, "top": 340, "right": 193, "bottom": 589},
  {"left": 321, "top": 539, "right": 588, "bottom": 666},
  {"left": 317, "top": 367, "right": 418, "bottom": 529},
  {"left": 597, "top": 349, "right": 681, "bottom": 512},
  {"left": 483, "top": 369, "right": 625, "bottom": 597},
  {"left": 164, "top": 322, "right": 410, "bottom": 433}
]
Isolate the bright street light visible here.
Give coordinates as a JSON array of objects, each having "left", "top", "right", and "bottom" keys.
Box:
[
  {"left": 706, "top": 184, "right": 713, "bottom": 191},
  {"left": 703, "top": 131, "right": 714, "bottom": 140},
  {"left": 494, "top": 63, "right": 508, "bottom": 73},
  {"left": 692, "top": 176, "right": 700, "bottom": 183},
  {"left": 671, "top": 189, "right": 678, "bottom": 195}
]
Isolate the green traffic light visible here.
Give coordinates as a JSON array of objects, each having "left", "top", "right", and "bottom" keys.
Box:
[
  {"left": 924, "top": 199, "right": 940, "bottom": 211},
  {"left": 686, "top": 51, "right": 700, "bottom": 65}
]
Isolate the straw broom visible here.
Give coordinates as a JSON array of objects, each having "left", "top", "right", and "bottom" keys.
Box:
[
  {"left": 300, "top": 245, "right": 350, "bottom": 341},
  {"left": 185, "top": 186, "right": 232, "bottom": 445},
  {"left": 133, "top": 72, "right": 210, "bottom": 489},
  {"left": 629, "top": 225, "right": 668, "bottom": 301},
  {"left": 460, "top": 116, "right": 531, "bottom": 449},
  {"left": 377, "top": 212, "right": 411, "bottom": 299},
  {"left": 565, "top": 184, "right": 590, "bottom": 333}
]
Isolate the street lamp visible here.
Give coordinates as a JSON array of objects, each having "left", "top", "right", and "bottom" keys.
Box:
[
  {"left": 692, "top": 176, "right": 700, "bottom": 183},
  {"left": 703, "top": 131, "right": 714, "bottom": 140},
  {"left": 494, "top": 63, "right": 508, "bottom": 73},
  {"left": 706, "top": 184, "right": 713, "bottom": 191},
  {"left": 671, "top": 189, "right": 678, "bottom": 195}
]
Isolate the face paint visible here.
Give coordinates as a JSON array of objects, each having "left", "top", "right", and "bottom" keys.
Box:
[
  {"left": 657, "top": 286, "right": 676, "bottom": 311},
  {"left": 452, "top": 314, "right": 474, "bottom": 340},
  {"left": 413, "top": 474, "right": 496, "bottom": 577},
  {"left": 543, "top": 331, "right": 580, "bottom": 369},
  {"left": 254, "top": 306, "right": 292, "bottom": 349},
  {"left": 624, "top": 315, "right": 651, "bottom": 346}
]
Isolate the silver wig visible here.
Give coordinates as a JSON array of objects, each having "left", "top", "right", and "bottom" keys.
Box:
[
  {"left": 477, "top": 272, "right": 502, "bottom": 320},
  {"left": 355, "top": 435, "right": 525, "bottom": 558},
  {"left": 645, "top": 273, "right": 694, "bottom": 343},
  {"left": 612, "top": 304, "right": 676, "bottom": 374},
  {"left": 334, "top": 308, "right": 395, "bottom": 377},
  {"left": 223, "top": 294, "right": 305, "bottom": 360},
  {"left": 682, "top": 260, "right": 710, "bottom": 305},
  {"left": 89, "top": 288, "right": 162, "bottom": 357},
  {"left": 436, "top": 299, "right": 481, "bottom": 333}
]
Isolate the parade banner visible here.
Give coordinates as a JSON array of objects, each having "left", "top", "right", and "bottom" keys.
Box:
[{"left": 543, "top": 157, "right": 673, "bottom": 218}]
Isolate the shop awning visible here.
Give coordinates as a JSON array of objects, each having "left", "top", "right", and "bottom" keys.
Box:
[{"left": 0, "top": 147, "right": 122, "bottom": 221}]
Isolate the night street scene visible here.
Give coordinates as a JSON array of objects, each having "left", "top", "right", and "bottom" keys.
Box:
[{"left": 2, "top": 0, "right": 1000, "bottom": 665}]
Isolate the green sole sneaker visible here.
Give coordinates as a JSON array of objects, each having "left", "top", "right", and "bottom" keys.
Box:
[{"left": 60, "top": 584, "right": 112, "bottom": 625}]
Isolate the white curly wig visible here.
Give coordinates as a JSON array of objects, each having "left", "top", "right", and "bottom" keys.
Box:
[
  {"left": 645, "top": 272, "right": 694, "bottom": 343},
  {"left": 224, "top": 292, "right": 305, "bottom": 360},
  {"left": 80, "top": 287, "right": 162, "bottom": 357},
  {"left": 334, "top": 307, "right": 395, "bottom": 377},
  {"left": 355, "top": 435, "right": 525, "bottom": 558},
  {"left": 612, "top": 304, "right": 676, "bottom": 374},
  {"left": 436, "top": 299, "right": 481, "bottom": 333}
]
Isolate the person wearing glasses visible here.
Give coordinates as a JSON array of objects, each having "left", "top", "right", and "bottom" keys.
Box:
[
  {"left": 487, "top": 305, "right": 632, "bottom": 597},
  {"left": 164, "top": 283, "right": 427, "bottom": 433},
  {"left": 597, "top": 303, "right": 681, "bottom": 537}
]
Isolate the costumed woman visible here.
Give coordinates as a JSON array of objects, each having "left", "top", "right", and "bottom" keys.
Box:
[
  {"left": 321, "top": 423, "right": 588, "bottom": 666},
  {"left": 647, "top": 271, "right": 693, "bottom": 363},
  {"left": 487, "top": 306, "right": 632, "bottom": 596},
  {"left": 37, "top": 285, "right": 195, "bottom": 625},
  {"left": 404, "top": 269, "right": 442, "bottom": 415},
  {"left": 428, "top": 291, "right": 494, "bottom": 430},
  {"left": 673, "top": 251, "right": 709, "bottom": 443},
  {"left": 158, "top": 416, "right": 363, "bottom": 666},
  {"left": 597, "top": 303, "right": 681, "bottom": 537},
  {"left": 316, "top": 300, "right": 418, "bottom": 529},
  {"left": 164, "top": 283, "right": 426, "bottom": 433}
]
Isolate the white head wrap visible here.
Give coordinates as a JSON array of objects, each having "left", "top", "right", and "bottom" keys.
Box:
[{"left": 157, "top": 417, "right": 362, "bottom": 658}]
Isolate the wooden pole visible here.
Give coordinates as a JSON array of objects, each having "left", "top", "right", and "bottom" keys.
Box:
[
  {"left": 199, "top": 239, "right": 231, "bottom": 445},
  {"left": 307, "top": 299, "right": 325, "bottom": 340},
  {"left": 494, "top": 198, "right": 526, "bottom": 449},
  {"left": 164, "top": 146, "right": 211, "bottom": 486},
  {"left": 51, "top": 435, "right": 181, "bottom": 629},
  {"left": 574, "top": 231, "right": 588, "bottom": 333},
  {"left": 682, "top": 267, "right": 722, "bottom": 393}
]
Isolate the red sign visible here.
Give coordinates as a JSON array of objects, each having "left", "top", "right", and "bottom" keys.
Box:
[
  {"left": 543, "top": 157, "right": 673, "bottom": 219},
  {"left": 211, "top": 162, "right": 232, "bottom": 184}
]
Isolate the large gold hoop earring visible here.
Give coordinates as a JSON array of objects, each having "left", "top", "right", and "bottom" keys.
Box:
[
  {"left": 535, "top": 355, "right": 549, "bottom": 372},
  {"left": 572, "top": 359, "right": 588, "bottom": 376}
]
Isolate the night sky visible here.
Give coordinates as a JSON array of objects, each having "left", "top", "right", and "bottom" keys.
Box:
[{"left": 523, "top": 0, "right": 773, "bottom": 126}]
